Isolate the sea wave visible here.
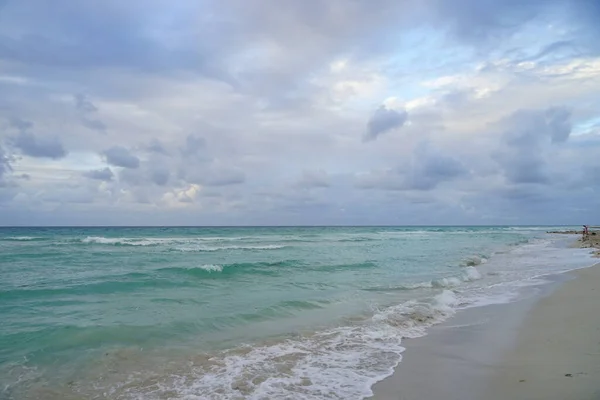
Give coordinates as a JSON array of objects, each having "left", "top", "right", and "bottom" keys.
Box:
[
  {"left": 367, "top": 266, "right": 483, "bottom": 292},
  {"left": 157, "top": 261, "right": 296, "bottom": 278},
  {"left": 81, "top": 236, "right": 160, "bottom": 246},
  {"left": 173, "top": 244, "right": 287, "bottom": 252},
  {"left": 460, "top": 255, "right": 488, "bottom": 267},
  {"left": 80, "top": 236, "right": 287, "bottom": 251},
  {"left": 196, "top": 264, "right": 223, "bottom": 272},
  {"left": 65, "top": 290, "right": 463, "bottom": 400},
  {"left": 462, "top": 266, "right": 482, "bottom": 281},
  {"left": 3, "top": 236, "right": 45, "bottom": 241}
]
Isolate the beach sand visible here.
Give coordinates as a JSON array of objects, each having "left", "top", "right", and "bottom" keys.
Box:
[
  {"left": 372, "top": 239, "right": 600, "bottom": 400},
  {"left": 483, "top": 264, "right": 600, "bottom": 400}
]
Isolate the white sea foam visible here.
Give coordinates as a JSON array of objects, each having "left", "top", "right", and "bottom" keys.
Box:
[
  {"left": 174, "top": 244, "right": 286, "bottom": 252},
  {"left": 5, "top": 236, "right": 42, "bottom": 241},
  {"left": 93, "top": 290, "right": 464, "bottom": 400},
  {"left": 398, "top": 281, "right": 434, "bottom": 290},
  {"left": 432, "top": 277, "right": 463, "bottom": 288},
  {"left": 80, "top": 236, "right": 286, "bottom": 251},
  {"left": 197, "top": 264, "right": 223, "bottom": 272},
  {"left": 82, "top": 236, "right": 133, "bottom": 245},
  {"left": 461, "top": 255, "right": 488, "bottom": 267},
  {"left": 461, "top": 266, "right": 482, "bottom": 281}
]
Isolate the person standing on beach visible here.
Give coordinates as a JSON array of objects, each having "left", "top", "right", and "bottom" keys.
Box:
[{"left": 583, "top": 225, "right": 589, "bottom": 239}]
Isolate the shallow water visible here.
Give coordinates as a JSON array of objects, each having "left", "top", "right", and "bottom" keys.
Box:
[{"left": 0, "top": 226, "right": 594, "bottom": 399}]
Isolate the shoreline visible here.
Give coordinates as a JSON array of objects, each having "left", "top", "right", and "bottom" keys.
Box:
[
  {"left": 482, "top": 263, "right": 600, "bottom": 399},
  {"left": 371, "top": 235, "right": 600, "bottom": 400}
]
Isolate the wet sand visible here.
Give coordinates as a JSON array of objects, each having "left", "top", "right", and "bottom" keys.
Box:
[{"left": 371, "top": 261, "right": 600, "bottom": 400}]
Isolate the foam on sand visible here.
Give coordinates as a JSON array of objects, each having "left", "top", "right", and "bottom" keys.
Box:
[{"left": 63, "top": 290, "right": 466, "bottom": 400}]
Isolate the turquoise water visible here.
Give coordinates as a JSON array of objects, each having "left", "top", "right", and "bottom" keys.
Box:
[{"left": 0, "top": 226, "right": 594, "bottom": 399}]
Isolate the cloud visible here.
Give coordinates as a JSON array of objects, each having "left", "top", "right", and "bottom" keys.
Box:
[
  {"left": 180, "top": 135, "right": 207, "bottom": 158},
  {"left": 364, "top": 105, "right": 408, "bottom": 141},
  {"left": 12, "top": 131, "right": 67, "bottom": 159},
  {"left": 83, "top": 167, "right": 114, "bottom": 181},
  {"left": 502, "top": 107, "right": 572, "bottom": 146},
  {"left": 8, "top": 117, "right": 33, "bottom": 131},
  {"left": 494, "top": 107, "right": 573, "bottom": 184},
  {"left": 426, "top": 0, "right": 600, "bottom": 54},
  {"left": 1, "top": 0, "right": 600, "bottom": 225},
  {"left": 102, "top": 146, "right": 140, "bottom": 169},
  {"left": 192, "top": 167, "right": 246, "bottom": 187},
  {"left": 0, "top": 144, "right": 11, "bottom": 181},
  {"left": 355, "top": 142, "right": 468, "bottom": 191},
  {"left": 404, "top": 144, "right": 468, "bottom": 190},
  {"left": 151, "top": 168, "right": 170, "bottom": 186},
  {"left": 74, "top": 94, "right": 107, "bottom": 133},
  {"left": 74, "top": 94, "right": 98, "bottom": 113},
  {"left": 296, "top": 170, "right": 331, "bottom": 188},
  {"left": 118, "top": 168, "right": 145, "bottom": 186},
  {"left": 146, "top": 139, "right": 169, "bottom": 155},
  {"left": 81, "top": 118, "right": 107, "bottom": 132}
]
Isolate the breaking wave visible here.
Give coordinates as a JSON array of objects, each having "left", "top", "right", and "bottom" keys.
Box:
[
  {"left": 460, "top": 255, "right": 488, "bottom": 267},
  {"left": 67, "top": 290, "right": 463, "bottom": 400},
  {"left": 80, "top": 236, "right": 286, "bottom": 251},
  {"left": 3, "top": 236, "right": 46, "bottom": 241},
  {"left": 367, "top": 266, "right": 483, "bottom": 292}
]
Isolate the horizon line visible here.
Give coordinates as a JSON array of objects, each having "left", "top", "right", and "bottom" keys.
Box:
[{"left": 0, "top": 224, "right": 581, "bottom": 229}]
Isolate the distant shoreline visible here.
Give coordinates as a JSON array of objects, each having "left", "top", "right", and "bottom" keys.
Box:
[{"left": 0, "top": 224, "right": 582, "bottom": 229}]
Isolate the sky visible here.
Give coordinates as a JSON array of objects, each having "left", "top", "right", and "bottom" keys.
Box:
[{"left": 1, "top": 0, "right": 599, "bottom": 226}]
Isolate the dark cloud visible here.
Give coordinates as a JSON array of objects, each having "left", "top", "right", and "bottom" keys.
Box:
[
  {"left": 7, "top": 117, "right": 67, "bottom": 160},
  {"left": 180, "top": 135, "right": 207, "bottom": 158},
  {"left": 0, "top": 144, "right": 11, "bottom": 180},
  {"left": 0, "top": 0, "right": 597, "bottom": 83},
  {"left": 81, "top": 118, "right": 107, "bottom": 132},
  {"left": 503, "top": 157, "right": 548, "bottom": 184},
  {"left": 502, "top": 107, "right": 572, "bottom": 147},
  {"left": 102, "top": 146, "right": 140, "bottom": 169},
  {"left": 405, "top": 146, "right": 468, "bottom": 190},
  {"left": 429, "top": 0, "right": 546, "bottom": 45},
  {"left": 83, "top": 167, "right": 114, "bottom": 181},
  {"left": 8, "top": 117, "right": 33, "bottom": 131},
  {"left": 12, "top": 131, "right": 67, "bottom": 159},
  {"left": 146, "top": 139, "right": 169, "bottom": 155},
  {"left": 151, "top": 168, "right": 170, "bottom": 186},
  {"left": 74, "top": 94, "right": 98, "bottom": 113},
  {"left": 355, "top": 143, "right": 467, "bottom": 191},
  {"left": 0, "top": 0, "right": 235, "bottom": 87},
  {"left": 494, "top": 107, "right": 572, "bottom": 184},
  {"left": 364, "top": 105, "right": 408, "bottom": 142},
  {"left": 74, "top": 94, "right": 107, "bottom": 133},
  {"left": 427, "top": 0, "right": 600, "bottom": 54},
  {"left": 118, "top": 168, "right": 144, "bottom": 186}
]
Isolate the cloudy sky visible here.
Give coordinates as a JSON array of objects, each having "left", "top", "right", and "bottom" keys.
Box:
[{"left": 1, "top": 0, "right": 599, "bottom": 226}]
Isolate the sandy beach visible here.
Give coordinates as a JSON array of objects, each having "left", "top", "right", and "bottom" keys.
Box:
[
  {"left": 372, "top": 235, "right": 600, "bottom": 400},
  {"left": 484, "top": 264, "right": 600, "bottom": 400}
]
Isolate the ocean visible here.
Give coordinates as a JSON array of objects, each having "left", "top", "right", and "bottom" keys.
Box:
[{"left": 0, "top": 226, "right": 595, "bottom": 399}]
